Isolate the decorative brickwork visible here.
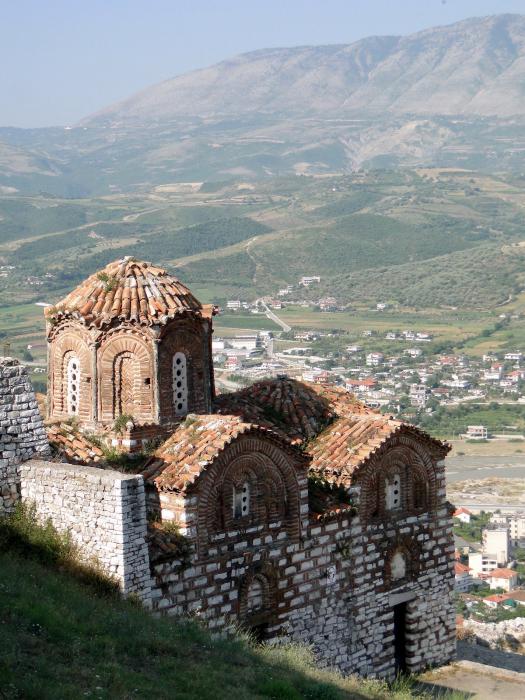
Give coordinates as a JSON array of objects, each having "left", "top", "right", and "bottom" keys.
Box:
[
  {"left": 29, "top": 264, "right": 456, "bottom": 679},
  {"left": 46, "top": 258, "right": 216, "bottom": 444},
  {"left": 145, "top": 379, "right": 454, "bottom": 679},
  {"left": 48, "top": 324, "right": 92, "bottom": 423},
  {"left": 157, "top": 317, "right": 213, "bottom": 418},
  {"left": 98, "top": 331, "right": 154, "bottom": 422}
]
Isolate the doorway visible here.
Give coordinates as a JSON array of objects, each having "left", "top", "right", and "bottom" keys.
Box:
[{"left": 393, "top": 602, "right": 407, "bottom": 674}]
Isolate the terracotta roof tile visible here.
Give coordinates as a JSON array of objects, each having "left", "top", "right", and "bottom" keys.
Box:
[
  {"left": 147, "top": 523, "right": 192, "bottom": 563},
  {"left": 45, "top": 257, "right": 214, "bottom": 329},
  {"left": 487, "top": 568, "right": 518, "bottom": 579},
  {"left": 455, "top": 562, "right": 471, "bottom": 574},
  {"left": 308, "top": 414, "right": 449, "bottom": 485},
  {"left": 145, "top": 379, "right": 449, "bottom": 492},
  {"left": 143, "top": 413, "right": 305, "bottom": 492},
  {"left": 47, "top": 423, "right": 105, "bottom": 466},
  {"left": 214, "top": 378, "right": 370, "bottom": 443}
]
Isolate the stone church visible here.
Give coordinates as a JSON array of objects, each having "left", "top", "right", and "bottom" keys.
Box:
[{"left": 3, "top": 257, "right": 456, "bottom": 679}]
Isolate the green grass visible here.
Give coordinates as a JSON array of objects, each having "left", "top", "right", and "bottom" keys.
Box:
[
  {"left": 453, "top": 513, "right": 491, "bottom": 544},
  {"left": 215, "top": 313, "right": 280, "bottom": 331},
  {"left": 80, "top": 217, "right": 271, "bottom": 273},
  {"left": 419, "top": 403, "right": 525, "bottom": 439},
  {"left": 0, "top": 549, "right": 456, "bottom": 700},
  {"left": 0, "top": 506, "right": 464, "bottom": 700}
]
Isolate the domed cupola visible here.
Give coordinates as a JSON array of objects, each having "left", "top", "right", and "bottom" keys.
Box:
[{"left": 45, "top": 257, "right": 216, "bottom": 437}]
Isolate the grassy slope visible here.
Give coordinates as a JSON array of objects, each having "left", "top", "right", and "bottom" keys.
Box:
[
  {"left": 1, "top": 170, "right": 523, "bottom": 303},
  {"left": 0, "top": 550, "right": 445, "bottom": 700},
  {"left": 4, "top": 169, "right": 525, "bottom": 366}
]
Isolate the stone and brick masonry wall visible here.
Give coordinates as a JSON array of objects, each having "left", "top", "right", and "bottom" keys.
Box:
[
  {"left": 20, "top": 460, "right": 153, "bottom": 604},
  {"left": 150, "top": 505, "right": 455, "bottom": 679},
  {"left": 0, "top": 357, "right": 49, "bottom": 514}
]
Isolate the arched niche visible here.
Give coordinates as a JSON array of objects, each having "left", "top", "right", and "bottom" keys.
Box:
[
  {"left": 358, "top": 438, "right": 437, "bottom": 522},
  {"left": 384, "top": 537, "right": 421, "bottom": 588},
  {"left": 158, "top": 319, "right": 211, "bottom": 420},
  {"left": 194, "top": 434, "right": 302, "bottom": 556},
  {"left": 238, "top": 562, "right": 279, "bottom": 641},
  {"left": 98, "top": 333, "right": 154, "bottom": 423}
]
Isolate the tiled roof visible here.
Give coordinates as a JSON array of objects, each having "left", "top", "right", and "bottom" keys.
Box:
[
  {"left": 144, "top": 378, "right": 449, "bottom": 492},
  {"left": 455, "top": 562, "right": 471, "bottom": 574},
  {"left": 453, "top": 507, "right": 472, "bottom": 516},
  {"left": 147, "top": 523, "right": 192, "bottom": 563},
  {"left": 142, "top": 413, "right": 304, "bottom": 492},
  {"left": 483, "top": 594, "right": 508, "bottom": 604},
  {"left": 45, "top": 257, "right": 212, "bottom": 328},
  {"left": 307, "top": 414, "right": 449, "bottom": 485},
  {"left": 47, "top": 423, "right": 105, "bottom": 466},
  {"left": 487, "top": 568, "right": 518, "bottom": 579},
  {"left": 214, "top": 378, "right": 370, "bottom": 443}
]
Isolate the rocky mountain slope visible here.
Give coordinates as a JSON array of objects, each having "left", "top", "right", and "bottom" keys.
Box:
[
  {"left": 4, "top": 15, "right": 525, "bottom": 194},
  {"left": 84, "top": 14, "right": 525, "bottom": 124}
]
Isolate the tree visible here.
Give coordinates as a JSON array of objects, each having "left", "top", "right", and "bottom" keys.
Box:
[{"left": 21, "top": 348, "right": 33, "bottom": 362}]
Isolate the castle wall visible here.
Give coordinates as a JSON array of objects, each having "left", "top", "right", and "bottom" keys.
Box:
[
  {"left": 0, "top": 357, "right": 50, "bottom": 514},
  {"left": 20, "top": 460, "right": 153, "bottom": 604}
]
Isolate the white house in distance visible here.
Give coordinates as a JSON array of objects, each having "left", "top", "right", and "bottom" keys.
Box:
[
  {"left": 487, "top": 568, "right": 519, "bottom": 592},
  {"left": 366, "top": 352, "right": 384, "bottom": 367},
  {"left": 454, "top": 562, "right": 474, "bottom": 592},
  {"left": 468, "top": 552, "right": 498, "bottom": 578},
  {"left": 465, "top": 425, "right": 488, "bottom": 440},
  {"left": 483, "top": 527, "right": 509, "bottom": 566},
  {"left": 453, "top": 507, "right": 472, "bottom": 524},
  {"left": 228, "top": 335, "right": 259, "bottom": 351},
  {"left": 299, "top": 276, "right": 321, "bottom": 287},
  {"left": 490, "top": 512, "right": 525, "bottom": 548}
]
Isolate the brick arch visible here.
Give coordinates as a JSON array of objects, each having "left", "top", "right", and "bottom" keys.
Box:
[
  {"left": 238, "top": 560, "right": 280, "bottom": 638},
  {"left": 158, "top": 320, "right": 211, "bottom": 419},
  {"left": 98, "top": 333, "right": 154, "bottom": 423},
  {"left": 358, "top": 436, "right": 438, "bottom": 522},
  {"left": 410, "top": 461, "right": 431, "bottom": 512},
  {"left": 195, "top": 434, "right": 302, "bottom": 556},
  {"left": 49, "top": 328, "right": 92, "bottom": 421}
]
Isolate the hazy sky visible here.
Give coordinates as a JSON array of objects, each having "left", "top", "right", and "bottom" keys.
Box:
[{"left": 2, "top": 0, "right": 524, "bottom": 128}]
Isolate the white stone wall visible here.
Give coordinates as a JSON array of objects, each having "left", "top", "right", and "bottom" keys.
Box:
[
  {"left": 20, "top": 459, "right": 152, "bottom": 604},
  {"left": 0, "top": 357, "right": 50, "bottom": 514}
]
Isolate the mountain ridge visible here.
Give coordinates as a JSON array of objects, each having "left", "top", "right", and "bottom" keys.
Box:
[{"left": 82, "top": 14, "right": 525, "bottom": 124}]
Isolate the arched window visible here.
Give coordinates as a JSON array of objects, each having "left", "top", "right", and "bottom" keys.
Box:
[
  {"left": 233, "top": 480, "right": 250, "bottom": 519},
  {"left": 172, "top": 352, "right": 188, "bottom": 416},
  {"left": 413, "top": 476, "right": 428, "bottom": 511},
  {"left": 385, "top": 473, "right": 401, "bottom": 511},
  {"left": 66, "top": 355, "right": 80, "bottom": 415}
]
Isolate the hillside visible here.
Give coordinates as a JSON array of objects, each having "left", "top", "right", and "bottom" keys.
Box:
[
  {"left": 2, "top": 168, "right": 525, "bottom": 315},
  {"left": 4, "top": 16, "right": 525, "bottom": 194},
  {"left": 0, "top": 547, "right": 446, "bottom": 700},
  {"left": 84, "top": 15, "right": 525, "bottom": 123}
]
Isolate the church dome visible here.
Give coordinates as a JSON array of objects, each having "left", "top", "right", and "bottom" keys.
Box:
[{"left": 46, "top": 257, "right": 207, "bottom": 328}]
